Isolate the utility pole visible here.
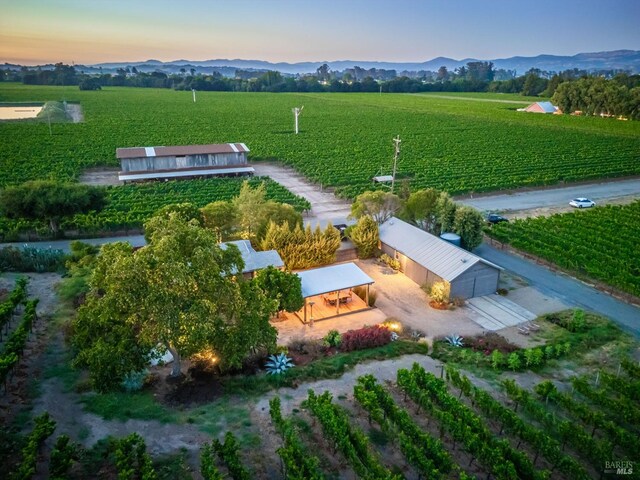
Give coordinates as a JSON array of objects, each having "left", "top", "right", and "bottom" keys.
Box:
[
  {"left": 292, "top": 106, "right": 304, "bottom": 134},
  {"left": 192, "top": 89, "right": 196, "bottom": 103},
  {"left": 391, "top": 135, "right": 401, "bottom": 193}
]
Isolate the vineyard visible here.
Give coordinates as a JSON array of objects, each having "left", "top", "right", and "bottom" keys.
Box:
[
  {"left": 1, "top": 84, "right": 639, "bottom": 198},
  {"left": 0, "top": 177, "right": 310, "bottom": 240},
  {"left": 487, "top": 201, "right": 640, "bottom": 297}
]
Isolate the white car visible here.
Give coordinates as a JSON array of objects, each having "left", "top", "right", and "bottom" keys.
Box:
[{"left": 569, "top": 198, "right": 596, "bottom": 208}]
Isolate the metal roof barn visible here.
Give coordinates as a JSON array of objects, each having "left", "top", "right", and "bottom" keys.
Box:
[
  {"left": 116, "top": 143, "right": 253, "bottom": 182},
  {"left": 379, "top": 217, "right": 502, "bottom": 300}
]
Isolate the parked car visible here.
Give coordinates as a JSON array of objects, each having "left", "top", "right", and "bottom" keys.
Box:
[
  {"left": 333, "top": 223, "right": 348, "bottom": 240},
  {"left": 569, "top": 198, "right": 596, "bottom": 208},
  {"left": 486, "top": 213, "right": 508, "bottom": 224}
]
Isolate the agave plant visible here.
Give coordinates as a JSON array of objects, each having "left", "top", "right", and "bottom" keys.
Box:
[
  {"left": 445, "top": 334, "right": 464, "bottom": 347},
  {"left": 265, "top": 353, "right": 295, "bottom": 375}
]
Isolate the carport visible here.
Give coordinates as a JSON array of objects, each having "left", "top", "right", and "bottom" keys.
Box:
[{"left": 295, "top": 263, "right": 374, "bottom": 324}]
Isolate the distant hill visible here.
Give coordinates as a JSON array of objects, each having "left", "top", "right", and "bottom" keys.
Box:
[
  {"left": 87, "top": 50, "right": 640, "bottom": 75},
  {"left": 4, "top": 50, "right": 639, "bottom": 75}
]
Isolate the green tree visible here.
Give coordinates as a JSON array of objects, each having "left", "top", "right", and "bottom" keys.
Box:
[
  {"left": 253, "top": 266, "right": 304, "bottom": 315},
  {"left": 261, "top": 221, "right": 340, "bottom": 270},
  {"left": 0, "top": 181, "right": 106, "bottom": 235},
  {"left": 73, "top": 214, "right": 277, "bottom": 387},
  {"left": 350, "top": 190, "right": 401, "bottom": 224},
  {"left": 201, "top": 200, "right": 239, "bottom": 241},
  {"left": 405, "top": 188, "right": 439, "bottom": 232},
  {"left": 144, "top": 202, "right": 203, "bottom": 241},
  {"left": 435, "top": 191, "right": 457, "bottom": 234},
  {"left": 348, "top": 215, "right": 379, "bottom": 258},
  {"left": 453, "top": 206, "right": 484, "bottom": 250},
  {"left": 233, "top": 181, "right": 269, "bottom": 241}
]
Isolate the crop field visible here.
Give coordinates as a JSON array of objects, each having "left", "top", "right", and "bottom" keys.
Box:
[
  {"left": 0, "top": 177, "right": 310, "bottom": 240},
  {"left": 487, "top": 201, "right": 640, "bottom": 297},
  {"left": 1, "top": 84, "right": 639, "bottom": 198}
]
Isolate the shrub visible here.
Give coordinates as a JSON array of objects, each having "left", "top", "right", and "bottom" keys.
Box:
[
  {"left": 121, "top": 370, "right": 148, "bottom": 392},
  {"left": 0, "top": 246, "right": 67, "bottom": 272},
  {"left": 323, "top": 330, "right": 342, "bottom": 348},
  {"left": 340, "top": 325, "right": 392, "bottom": 352},
  {"left": 349, "top": 215, "right": 379, "bottom": 258},
  {"left": 428, "top": 281, "right": 450, "bottom": 304},
  {"left": 465, "top": 332, "right": 519, "bottom": 354},
  {"left": 379, "top": 253, "right": 401, "bottom": 271}
]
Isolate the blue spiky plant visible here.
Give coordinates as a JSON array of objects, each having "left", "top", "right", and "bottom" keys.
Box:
[
  {"left": 265, "top": 353, "right": 295, "bottom": 375},
  {"left": 445, "top": 334, "right": 464, "bottom": 347}
]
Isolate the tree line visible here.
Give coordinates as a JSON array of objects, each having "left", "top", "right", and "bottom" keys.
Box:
[{"left": 3, "top": 61, "right": 638, "bottom": 104}]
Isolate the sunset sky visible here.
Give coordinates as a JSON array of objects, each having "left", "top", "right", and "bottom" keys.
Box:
[{"left": 1, "top": 0, "right": 639, "bottom": 65}]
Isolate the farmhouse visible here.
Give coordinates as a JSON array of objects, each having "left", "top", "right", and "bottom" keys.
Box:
[
  {"left": 116, "top": 143, "right": 254, "bottom": 182},
  {"left": 220, "top": 240, "right": 283, "bottom": 278},
  {"left": 519, "top": 101, "right": 560, "bottom": 114},
  {"left": 295, "top": 263, "right": 374, "bottom": 323},
  {"left": 379, "top": 217, "right": 502, "bottom": 300}
]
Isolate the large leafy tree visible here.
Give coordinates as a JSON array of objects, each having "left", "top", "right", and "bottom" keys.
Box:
[
  {"left": 453, "top": 206, "right": 484, "bottom": 250},
  {"left": 0, "top": 180, "right": 106, "bottom": 234},
  {"left": 404, "top": 188, "right": 439, "bottom": 233},
  {"left": 73, "top": 213, "right": 277, "bottom": 389},
  {"left": 350, "top": 190, "right": 401, "bottom": 224},
  {"left": 253, "top": 266, "right": 304, "bottom": 315},
  {"left": 200, "top": 200, "right": 239, "bottom": 241}
]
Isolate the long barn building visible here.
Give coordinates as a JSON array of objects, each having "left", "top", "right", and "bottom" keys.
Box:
[
  {"left": 116, "top": 143, "right": 254, "bottom": 182},
  {"left": 379, "top": 217, "right": 503, "bottom": 300}
]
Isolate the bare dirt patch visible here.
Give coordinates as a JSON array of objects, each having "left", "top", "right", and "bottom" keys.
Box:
[{"left": 78, "top": 167, "right": 121, "bottom": 186}]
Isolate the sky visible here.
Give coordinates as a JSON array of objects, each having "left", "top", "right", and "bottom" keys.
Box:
[{"left": 1, "top": 0, "right": 639, "bottom": 65}]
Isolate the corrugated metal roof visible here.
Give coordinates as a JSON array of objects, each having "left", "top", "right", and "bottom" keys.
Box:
[
  {"left": 379, "top": 217, "right": 502, "bottom": 282},
  {"left": 116, "top": 143, "right": 250, "bottom": 159},
  {"left": 297, "top": 262, "right": 374, "bottom": 298},
  {"left": 118, "top": 167, "right": 255, "bottom": 181},
  {"left": 220, "top": 240, "right": 284, "bottom": 274}
]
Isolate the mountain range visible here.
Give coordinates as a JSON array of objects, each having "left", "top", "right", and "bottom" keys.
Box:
[
  {"left": 89, "top": 50, "right": 640, "bottom": 74},
  {"left": 5, "top": 50, "right": 640, "bottom": 75}
]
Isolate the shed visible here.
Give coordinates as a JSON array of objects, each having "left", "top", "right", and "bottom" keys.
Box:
[
  {"left": 220, "top": 240, "right": 283, "bottom": 278},
  {"left": 521, "top": 101, "right": 559, "bottom": 114},
  {"left": 116, "top": 143, "right": 254, "bottom": 182},
  {"left": 295, "top": 262, "right": 374, "bottom": 323},
  {"left": 379, "top": 217, "right": 502, "bottom": 300}
]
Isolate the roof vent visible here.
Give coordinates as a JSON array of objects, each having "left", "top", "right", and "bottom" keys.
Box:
[{"left": 461, "top": 258, "right": 467, "bottom": 263}]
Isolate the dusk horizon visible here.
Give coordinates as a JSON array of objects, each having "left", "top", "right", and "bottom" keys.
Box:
[{"left": 2, "top": 0, "right": 639, "bottom": 65}]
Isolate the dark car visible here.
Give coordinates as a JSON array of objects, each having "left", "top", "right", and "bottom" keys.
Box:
[
  {"left": 333, "top": 223, "right": 348, "bottom": 240},
  {"left": 486, "top": 213, "right": 508, "bottom": 224}
]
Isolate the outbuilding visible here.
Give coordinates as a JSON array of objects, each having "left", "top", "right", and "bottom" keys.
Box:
[
  {"left": 116, "top": 143, "right": 254, "bottom": 182},
  {"left": 379, "top": 217, "right": 502, "bottom": 300},
  {"left": 220, "top": 240, "right": 283, "bottom": 278},
  {"left": 295, "top": 262, "right": 374, "bottom": 323},
  {"left": 520, "top": 101, "right": 560, "bottom": 114}
]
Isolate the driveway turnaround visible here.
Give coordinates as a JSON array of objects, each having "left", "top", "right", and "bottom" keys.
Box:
[{"left": 474, "top": 244, "right": 640, "bottom": 337}]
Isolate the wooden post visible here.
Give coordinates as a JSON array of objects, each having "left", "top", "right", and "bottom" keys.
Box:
[
  {"left": 303, "top": 298, "right": 307, "bottom": 324},
  {"left": 366, "top": 284, "right": 370, "bottom": 307},
  {"left": 336, "top": 290, "right": 340, "bottom": 315}
]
